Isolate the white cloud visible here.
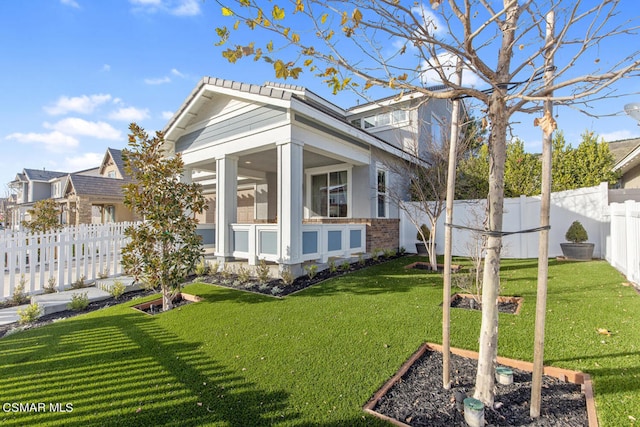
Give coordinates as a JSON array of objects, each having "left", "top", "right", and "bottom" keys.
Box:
[
  {"left": 421, "top": 52, "right": 483, "bottom": 88},
  {"left": 171, "top": 68, "right": 185, "bottom": 78},
  {"left": 61, "top": 0, "right": 80, "bottom": 8},
  {"left": 6, "top": 131, "right": 79, "bottom": 152},
  {"left": 599, "top": 129, "right": 637, "bottom": 142},
  {"left": 108, "top": 107, "right": 150, "bottom": 122},
  {"left": 411, "top": 4, "right": 445, "bottom": 36},
  {"left": 171, "top": 0, "right": 200, "bottom": 16},
  {"left": 65, "top": 152, "right": 104, "bottom": 170},
  {"left": 44, "top": 94, "right": 112, "bottom": 115},
  {"left": 129, "top": 0, "right": 200, "bottom": 16},
  {"left": 102, "top": 64, "right": 111, "bottom": 72},
  {"left": 161, "top": 111, "right": 174, "bottom": 120},
  {"left": 144, "top": 76, "right": 171, "bottom": 85},
  {"left": 44, "top": 118, "right": 122, "bottom": 140}
]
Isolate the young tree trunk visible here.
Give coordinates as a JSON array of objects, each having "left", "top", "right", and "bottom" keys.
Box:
[
  {"left": 428, "top": 220, "right": 437, "bottom": 271},
  {"left": 162, "top": 288, "right": 174, "bottom": 312},
  {"left": 473, "top": 95, "right": 508, "bottom": 406}
]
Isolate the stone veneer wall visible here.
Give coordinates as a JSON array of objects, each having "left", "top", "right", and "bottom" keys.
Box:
[{"left": 302, "top": 218, "right": 400, "bottom": 253}]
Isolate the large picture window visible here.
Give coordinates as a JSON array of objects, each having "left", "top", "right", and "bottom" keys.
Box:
[{"left": 309, "top": 170, "right": 349, "bottom": 217}]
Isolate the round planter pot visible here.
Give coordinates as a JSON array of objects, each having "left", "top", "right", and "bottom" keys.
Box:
[
  {"left": 560, "top": 242, "right": 595, "bottom": 260},
  {"left": 415, "top": 242, "right": 435, "bottom": 255}
]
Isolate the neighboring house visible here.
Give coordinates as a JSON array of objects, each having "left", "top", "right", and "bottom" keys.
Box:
[
  {"left": 7, "top": 148, "right": 136, "bottom": 229},
  {"left": 162, "top": 77, "right": 456, "bottom": 274},
  {"left": 8, "top": 168, "right": 68, "bottom": 229},
  {"left": 60, "top": 148, "right": 137, "bottom": 225},
  {"left": 610, "top": 137, "right": 640, "bottom": 189}
]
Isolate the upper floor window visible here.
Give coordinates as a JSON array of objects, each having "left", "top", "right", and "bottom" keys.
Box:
[
  {"left": 351, "top": 109, "right": 409, "bottom": 130},
  {"left": 107, "top": 170, "right": 116, "bottom": 178},
  {"left": 431, "top": 113, "right": 444, "bottom": 147}
]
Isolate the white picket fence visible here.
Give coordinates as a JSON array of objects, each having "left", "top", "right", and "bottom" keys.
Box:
[
  {"left": 606, "top": 200, "right": 640, "bottom": 286},
  {"left": 1, "top": 222, "right": 133, "bottom": 300}
]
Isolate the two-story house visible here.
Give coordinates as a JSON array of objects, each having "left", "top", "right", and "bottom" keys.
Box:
[
  {"left": 7, "top": 148, "right": 137, "bottom": 230},
  {"left": 162, "top": 77, "right": 456, "bottom": 275}
]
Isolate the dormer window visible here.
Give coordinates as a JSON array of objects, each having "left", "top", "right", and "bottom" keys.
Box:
[{"left": 107, "top": 171, "right": 116, "bottom": 178}]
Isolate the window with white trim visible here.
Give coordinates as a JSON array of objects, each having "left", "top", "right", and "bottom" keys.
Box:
[
  {"left": 309, "top": 169, "right": 349, "bottom": 217},
  {"left": 431, "top": 113, "right": 444, "bottom": 147},
  {"left": 377, "top": 169, "right": 388, "bottom": 218}
]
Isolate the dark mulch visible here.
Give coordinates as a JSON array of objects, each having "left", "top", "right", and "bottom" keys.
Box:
[
  {"left": 194, "top": 254, "right": 404, "bottom": 297},
  {"left": 0, "top": 289, "right": 156, "bottom": 339},
  {"left": 374, "top": 350, "right": 587, "bottom": 426},
  {"left": 131, "top": 294, "right": 197, "bottom": 315},
  {"left": 450, "top": 294, "right": 521, "bottom": 314}
]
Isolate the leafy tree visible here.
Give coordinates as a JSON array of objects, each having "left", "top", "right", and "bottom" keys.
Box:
[
  {"left": 21, "top": 198, "right": 62, "bottom": 233},
  {"left": 456, "top": 144, "right": 490, "bottom": 200},
  {"left": 551, "top": 131, "right": 576, "bottom": 192},
  {"left": 121, "top": 124, "right": 207, "bottom": 312},
  {"left": 504, "top": 139, "right": 541, "bottom": 197},
  {"left": 214, "top": 0, "right": 640, "bottom": 409},
  {"left": 572, "top": 131, "right": 620, "bottom": 188}
]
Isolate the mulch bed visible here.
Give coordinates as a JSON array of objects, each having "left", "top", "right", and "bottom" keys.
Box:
[
  {"left": 194, "top": 253, "right": 404, "bottom": 297},
  {"left": 0, "top": 289, "right": 155, "bottom": 339},
  {"left": 372, "top": 348, "right": 588, "bottom": 426},
  {"left": 450, "top": 293, "right": 523, "bottom": 315}
]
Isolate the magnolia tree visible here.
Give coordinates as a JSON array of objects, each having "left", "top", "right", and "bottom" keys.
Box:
[
  {"left": 21, "top": 198, "right": 62, "bottom": 233},
  {"left": 121, "top": 124, "right": 207, "bottom": 312},
  {"left": 214, "top": 0, "right": 640, "bottom": 409}
]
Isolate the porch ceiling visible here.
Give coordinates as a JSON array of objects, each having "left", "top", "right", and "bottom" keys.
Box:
[{"left": 189, "top": 148, "right": 349, "bottom": 176}]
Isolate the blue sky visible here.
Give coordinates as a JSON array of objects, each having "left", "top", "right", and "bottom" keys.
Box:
[{"left": 1, "top": 0, "right": 639, "bottom": 192}]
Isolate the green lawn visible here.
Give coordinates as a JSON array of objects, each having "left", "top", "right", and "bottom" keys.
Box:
[{"left": 0, "top": 257, "right": 638, "bottom": 426}]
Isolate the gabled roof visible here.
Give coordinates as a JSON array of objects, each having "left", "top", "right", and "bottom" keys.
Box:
[
  {"left": 98, "top": 148, "right": 127, "bottom": 178},
  {"left": 23, "top": 168, "right": 67, "bottom": 182},
  {"left": 611, "top": 137, "right": 640, "bottom": 173},
  {"left": 65, "top": 174, "right": 127, "bottom": 198}
]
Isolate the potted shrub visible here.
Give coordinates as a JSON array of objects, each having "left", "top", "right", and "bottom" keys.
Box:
[
  {"left": 560, "top": 220, "right": 594, "bottom": 260},
  {"left": 415, "top": 224, "right": 430, "bottom": 255}
]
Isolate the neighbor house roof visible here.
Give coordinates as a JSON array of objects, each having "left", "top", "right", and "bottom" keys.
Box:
[
  {"left": 22, "top": 169, "right": 67, "bottom": 182},
  {"left": 611, "top": 137, "right": 640, "bottom": 174},
  {"left": 65, "top": 175, "right": 128, "bottom": 198}
]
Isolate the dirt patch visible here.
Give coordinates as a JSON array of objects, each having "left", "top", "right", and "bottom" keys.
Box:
[
  {"left": 450, "top": 293, "right": 524, "bottom": 315},
  {"left": 366, "top": 343, "right": 592, "bottom": 427},
  {"left": 131, "top": 292, "right": 202, "bottom": 314}
]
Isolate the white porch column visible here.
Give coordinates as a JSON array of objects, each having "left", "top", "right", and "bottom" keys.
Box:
[
  {"left": 215, "top": 156, "right": 238, "bottom": 259},
  {"left": 277, "top": 141, "right": 303, "bottom": 268},
  {"left": 180, "top": 167, "right": 193, "bottom": 184}
]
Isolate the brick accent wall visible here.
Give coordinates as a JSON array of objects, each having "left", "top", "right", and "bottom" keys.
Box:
[{"left": 302, "top": 218, "right": 400, "bottom": 253}]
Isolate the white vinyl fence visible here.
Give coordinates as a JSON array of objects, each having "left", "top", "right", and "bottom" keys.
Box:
[
  {"left": 400, "top": 183, "right": 640, "bottom": 286},
  {"left": 1, "top": 222, "right": 133, "bottom": 300},
  {"left": 606, "top": 200, "right": 640, "bottom": 285}
]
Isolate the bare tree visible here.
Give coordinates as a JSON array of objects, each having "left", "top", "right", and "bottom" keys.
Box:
[{"left": 215, "top": 0, "right": 640, "bottom": 408}]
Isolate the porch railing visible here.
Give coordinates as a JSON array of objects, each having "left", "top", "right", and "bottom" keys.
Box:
[{"left": 229, "top": 222, "right": 367, "bottom": 264}]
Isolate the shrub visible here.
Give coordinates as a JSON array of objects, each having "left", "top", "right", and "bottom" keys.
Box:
[
  {"left": 358, "top": 254, "right": 366, "bottom": 266},
  {"left": 256, "top": 259, "right": 271, "bottom": 284},
  {"left": 71, "top": 275, "right": 86, "bottom": 290},
  {"left": 340, "top": 261, "right": 351, "bottom": 271},
  {"left": 280, "top": 268, "right": 295, "bottom": 286},
  {"left": 416, "top": 224, "right": 430, "bottom": 241},
  {"left": 194, "top": 258, "right": 209, "bottom": 277},
  {"left": 328, "top": 259, "right": 338, "bottom": 273},
  {"left": 97, "top": 267, "right": 109, "bottom": 279},
  {"left": 383, "top": 248, "right": 396, "bottom": 258},
  {"left": 18, "top": 303, "right": 41, "bottom": 324},
  {"left": 236, "top": 264, "right": 251, "bottom": 283},
  {"left": 220, "top": 264, "right": 232, "bottom": 280},
  {"left": 209, "top": 261, "right": 220, "bottom": 275},
  {"left": 565, "top": 221, "right": 588, "bottom": 243},
  {"left": 44, "top": 276, "right": 57, "bottom": 294},
  {"left": 399, "top": 246, "right": 407, "bottom": 255},
  {"left": 11, "top": 275, "right": 29, "bottom": 306},
  {"left": 67, "top": 292, "right": 89, "bottom": 311},
  {"left": 304, "top": 263, "right": 318, "bottom": 280},
  {"left": 110, "top": 280, "right": 126, "bottom": 299}
]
